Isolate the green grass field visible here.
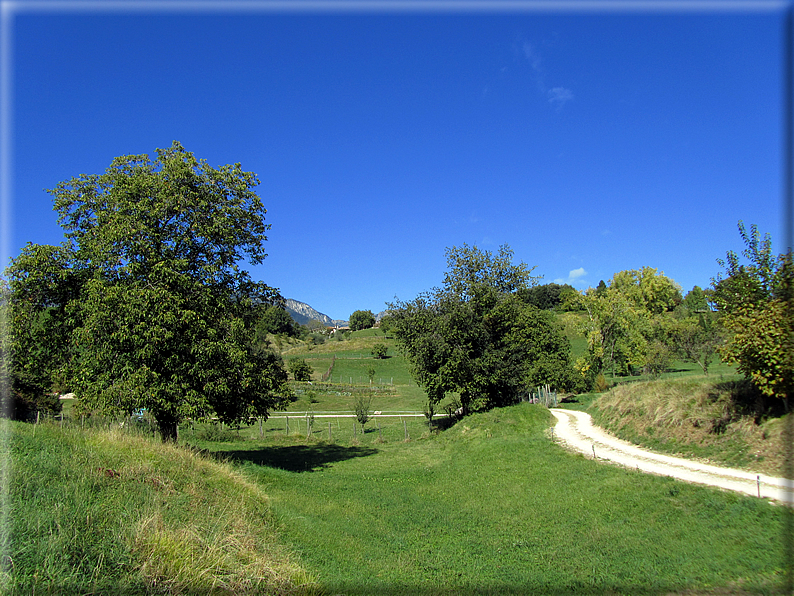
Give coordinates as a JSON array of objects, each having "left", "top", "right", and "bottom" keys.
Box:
[
  {"left": 188, "top": 404, "right": 786, "bottom": 595},
  {"left": 10, "top": 319, "right": 788, "bottom": 594},
  {"left": 3, "top": 419, "right": 318, "bottom": 595}
]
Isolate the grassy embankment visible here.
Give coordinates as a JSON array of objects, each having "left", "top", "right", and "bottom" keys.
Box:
[
  {"left": 586, "top": 377, "right": 790, "bottom": 477},
  {"left": 3, "top": 419, "right": 319, "bottom": 595}
]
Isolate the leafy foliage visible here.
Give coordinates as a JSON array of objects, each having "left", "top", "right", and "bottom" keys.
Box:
[
  {"left": 574, "top": 267, "right": 683, "bottom": 382},
  {"left": 6, "top": 142, "right": 292, "bottom": 439},
  {"left": 517, "top": 282, "right": 575, "bottom": 310},
  {"left": 349, "top": 309, "right": 375, "bottom": 331},
  {"left": 712, "top": 222, "right": 793, "bottom": 408},
  {"left": 666, "top": 313, "right": 723, "bottom": 375},
  {"left": 288, "top": 358, "right": 313, "bottom": 382},
  {"left": 389, "top": 244, "right": 573, "bottom": 415},
  {"left": 256, "top": 304, "right": 299, "bottom": 338},
  {"left": 354, "top": 391, "right": 373, "bottom": 427},
  {"left": 371, "top": 343, "right": 388, "bottom": 359}
]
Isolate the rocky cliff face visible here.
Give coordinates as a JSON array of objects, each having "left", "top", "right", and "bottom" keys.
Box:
[{"left": 284, "top": 299, "right": 347, "bottom": 327}]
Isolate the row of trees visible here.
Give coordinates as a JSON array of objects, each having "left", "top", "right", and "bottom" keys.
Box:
[
  {"left": 2, "top": 141, "right": 789, "bottom": 436},
  {"left": 572, "top": 267, "right": 720, "bottom": 385},
  {"left": 386, "top": 223, "right": 791, "bottom": 417}
]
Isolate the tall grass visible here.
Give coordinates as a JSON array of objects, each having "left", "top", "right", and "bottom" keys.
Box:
[
  {"left": 3, "top": 420, "right": 318, "bottom": 595},
  {"left": 590, "top": 376, "right": 788, "bottom": 476}
]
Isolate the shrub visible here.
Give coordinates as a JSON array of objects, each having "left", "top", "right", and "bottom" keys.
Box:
[
  {"left": 288, "top": 358, "right": 313, "bottom": 382},
  {"left": 354, "top": 392, "right": 373, "bottom": 427},
  {"left": 594, "top": 372, "right": 610, "bottom": 393},
  {"left": 371, "top": 343, "right": 388, "bottom": 359}
]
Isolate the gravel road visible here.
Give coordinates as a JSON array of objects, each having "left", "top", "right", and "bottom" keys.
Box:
[{"left": 549, "top": 408, "right": 794, "bottom": 504}]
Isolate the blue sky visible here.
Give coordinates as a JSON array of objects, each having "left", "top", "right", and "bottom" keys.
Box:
[{"left": 3, "top": 1, "right": 788, "bottom": 321}]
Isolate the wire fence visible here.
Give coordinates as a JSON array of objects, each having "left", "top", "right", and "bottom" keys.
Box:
[{"left": 524, "top": 385, "right": 557, "bottom": 408}]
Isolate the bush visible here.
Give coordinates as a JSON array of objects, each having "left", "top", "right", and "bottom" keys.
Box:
[
  {"left": 643, "top": 340, "right": 673, "bottom": 378},
  {"left": 288, "top": 358, "right": 313, "bottom": 382},
  {"left": 594, "top": 373, "right": 610, "bottom": 393},
  {"left": 371, "top": 343, "right": 388, "bottom": 359}
]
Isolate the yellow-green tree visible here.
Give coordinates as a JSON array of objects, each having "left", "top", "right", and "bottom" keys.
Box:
[
  {"left": 712, "top": 222, "right": 793, "bottom": 410},
  {"left": 575, "top": 267, "right": 682, "bottom": 381}
]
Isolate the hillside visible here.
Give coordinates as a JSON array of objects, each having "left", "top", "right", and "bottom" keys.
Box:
[
  {"left": 588, "top": 376, "right": 788, "bottom": 476},
  {"left": 5, "top": 421, "right": 318, "bottom": 595}
]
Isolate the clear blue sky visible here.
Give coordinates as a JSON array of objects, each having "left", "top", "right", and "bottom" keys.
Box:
[{"left": 4, "top": 1, "right": 788, "bottom": 321}]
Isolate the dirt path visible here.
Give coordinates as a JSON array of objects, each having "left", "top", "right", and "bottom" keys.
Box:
[{"left": 549, "top": 408, "right": 794, "bottom": 504}]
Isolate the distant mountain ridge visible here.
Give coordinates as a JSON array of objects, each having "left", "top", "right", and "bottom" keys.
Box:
[{"left": 284, "top": 299, "right": 348, "bottom": 327}]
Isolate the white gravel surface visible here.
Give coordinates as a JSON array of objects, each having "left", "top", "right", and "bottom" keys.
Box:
[{"left": 550, "top": 408, "right": 794, "bottom": 504}]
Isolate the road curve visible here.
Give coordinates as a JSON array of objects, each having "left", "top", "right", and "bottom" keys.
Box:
[{"left": 549, "top": 408, "right": 794, "bottom": 504}]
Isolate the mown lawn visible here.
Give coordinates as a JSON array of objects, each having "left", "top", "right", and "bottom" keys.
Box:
[{"left": 193, "top": 403, "right": 786, "bottom": 595}]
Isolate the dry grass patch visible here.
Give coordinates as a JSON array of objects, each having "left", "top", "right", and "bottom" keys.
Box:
[
  {"left": 7, "top": 422, "right": 320, "bottom": 595},
  {"left": 592, "top": 376, "right": 788, "bottom": 475}
]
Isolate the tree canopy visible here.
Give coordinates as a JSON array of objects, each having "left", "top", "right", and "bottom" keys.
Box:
[
  {"left": 349, "top": 309, "right": 375, "bottom": 331},
  {"left": 574, "top": 267, "right": 683, "bottom": 381},
  {"left": 388, "top": 244, "right": 573, "bottom": 415},
  {"left": 5, "top": 142, "right": 292, "bottom": 439},
  {"left": 712, "top": 222, "right": 793, "bottom": 409}
]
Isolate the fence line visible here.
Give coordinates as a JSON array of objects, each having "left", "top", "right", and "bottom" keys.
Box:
[
  {"left": 321, "top": 355, "right": 336, "bottom": 382},
  {"left": 525, "top": 384, "right": 557, "bottom": 407}
]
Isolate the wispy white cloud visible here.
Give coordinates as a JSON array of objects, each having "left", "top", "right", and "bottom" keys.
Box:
[
  {"left": 548, "top": 87, "right": 574, "bottom": 109},
  {"left": 518, "top": 40, "right": 573, "bottom": 111},
  {"left": 554, "top": 267, "right": 588, "bottom": 286},
  {"left": 522, "top": 41, "right": 542, "bottom": 74}
]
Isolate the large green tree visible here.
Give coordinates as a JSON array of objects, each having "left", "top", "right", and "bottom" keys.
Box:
[
  {"left": 388, "top": 244, "right": 573, "bottom": 415},
  {"left": 349, "top": 309, "right": 375, "bottom": 331},
  {"left": 6, "top": 142, "right": 292, "bottom": 440},
  {"left": 712, "top": 222, "right": 793, "bottom": 410}
]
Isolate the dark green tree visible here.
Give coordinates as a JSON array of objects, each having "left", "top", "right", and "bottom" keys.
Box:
[
  {"left": 349, "top": 309, "right": 375, "bottom": 331},
  {"left": 371, "top": 343, "right": 388, "bottom": 359},
  {"left": 6, "top": 142, "right": 291, "bottom": 440},
  {"left": 288, "top": 358, "right": 313, "bottom": 382},
  {"left": 681, "top": 285, "right": 711, "bottom": 313},
  {"left": 4, "top": 244, "right": 80, "bottom": 419},
  {"left": 517, "top": 283, "right": 574, "bottom": 310},
  {"left": 256, "top": 304, "right": 298, "bottom": 338},
  {"left": 389, "top": 244, "right": 572, "bottom": 415}
]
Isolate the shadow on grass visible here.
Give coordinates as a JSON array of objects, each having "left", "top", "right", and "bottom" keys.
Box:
[
  {"left": 215, "top": 443, "right": 378, "bottom": 472},
  {"left": 316, "top": 582, "right": 772, "bottom": 596}
]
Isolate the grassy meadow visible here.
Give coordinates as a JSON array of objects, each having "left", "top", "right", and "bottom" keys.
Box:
[
  {"left": 187, "top": 404, "right": 785, "bottom": 595},
  {"left": 7, "top": 323, "right": 791, "bottom": 594}
]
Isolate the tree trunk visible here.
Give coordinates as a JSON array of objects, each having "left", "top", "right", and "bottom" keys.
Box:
[{"left": 158, "top": 417, "right": 179, "bottom": 442}]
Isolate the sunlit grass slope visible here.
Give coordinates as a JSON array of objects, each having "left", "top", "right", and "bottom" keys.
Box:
[
  {"left": 3, "top": 420, "right": 318, "bottom": 595},
  {"left": 203, "top": 403, "right": 785, "bottom": 595},
  {"left": 590, "top": 376, "right": 789, "bottom": 476}
]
